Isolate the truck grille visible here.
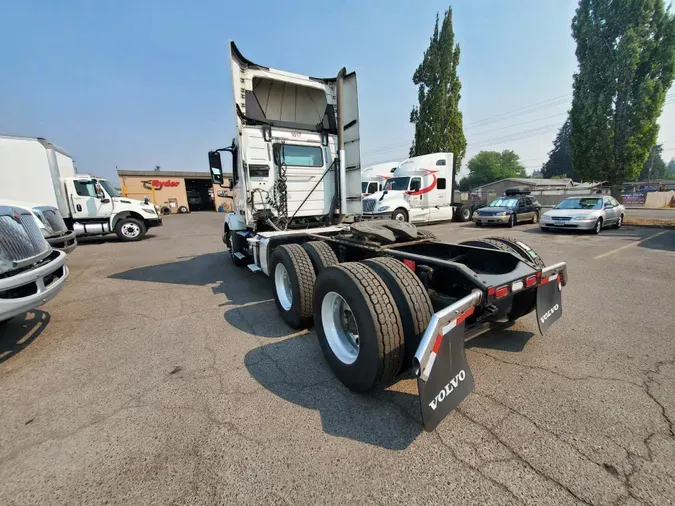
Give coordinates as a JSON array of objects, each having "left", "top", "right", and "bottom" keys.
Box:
[
  {"left": 0, "top": 208, "right": 51, "bottom": 267},
  {"left": 40, "top": 208, "right": 68, "bottom": 234},
  {"left": 362, "top": 199, "right": 377, "bottom": 213}
]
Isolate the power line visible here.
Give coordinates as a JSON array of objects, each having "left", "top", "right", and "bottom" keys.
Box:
[
  {"left": 467, "top": 112, "right": 567, "bottom": 136},
  {"left": 465, "top": 94, "right": 572, "bottom": 128}
]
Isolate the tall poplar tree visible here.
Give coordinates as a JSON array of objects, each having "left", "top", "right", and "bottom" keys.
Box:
[
  {"left": 569, "top": 0, "right": 675, "bottom": 195},
  {"left": 410, "top": 7, "right": 466, "bottom": 175}
]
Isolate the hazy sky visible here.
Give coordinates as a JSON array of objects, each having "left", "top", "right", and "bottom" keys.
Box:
[{"left": 1, "top": 0, "right": 674, "bottom": 181}]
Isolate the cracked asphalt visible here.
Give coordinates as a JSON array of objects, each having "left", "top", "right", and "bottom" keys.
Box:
[{"left": 1, "top": 213, "right": 674, "bottom": 505}]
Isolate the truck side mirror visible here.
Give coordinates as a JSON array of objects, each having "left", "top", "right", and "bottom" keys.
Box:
[
  {"left": 208, "top": 151, "right": 224, "bottom": 185},
  {"left": 94, "top": 183, "right": 105, "bottom": 199}
]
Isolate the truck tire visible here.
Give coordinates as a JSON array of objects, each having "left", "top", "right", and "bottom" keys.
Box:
[
  {"left": 362, "top": 257, "right": 433, "bottom": 370},
  {"left": 313, "top": 262, "right": 404, "bottom": 391},
  {"left": 416, "top": 229, "right": 437, "bottom": 240},
  {"left": 460, "top": 238, "right": 542, "bottom": 320},
  {"left": 226, "top": 230, "right": 248, "bottom": 267},
  {"left": 302, "top": 241, "right": 338, "bottom": 273},
  {"left": 455, "top": 204, "right": 472, "bottom": 222},
  {"left": 270, "top": 244, "right": 316, "bottom": 329},
  {"left": 485, "top": 237, "right": 545, "bottom": 268},
  {"left": 115, "top": 217, "right": 146, "bottom": 241},
  {"left": 391, "top": 208, "right": 408, "bottom": 222}
]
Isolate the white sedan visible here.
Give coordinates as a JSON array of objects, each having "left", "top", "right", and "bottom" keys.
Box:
[{"left": 540, "top": 196, "right": 625, "bottom": 234}]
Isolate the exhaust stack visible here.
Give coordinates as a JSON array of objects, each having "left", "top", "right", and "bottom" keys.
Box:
[{"left": 336, "top": 67, "right": 347, "bottom": 217}]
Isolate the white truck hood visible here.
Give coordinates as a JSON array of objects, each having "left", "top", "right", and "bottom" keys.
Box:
[
  {"left": 366, "top": 190, "right": 406, "bottom": 201},
  {"left": 0, "top": 199, "right": 60, "bottom": 237}
]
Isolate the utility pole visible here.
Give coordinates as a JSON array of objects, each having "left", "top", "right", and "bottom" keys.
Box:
[{"left": 648, "top": 149, "right": 654, "bottom": 183}]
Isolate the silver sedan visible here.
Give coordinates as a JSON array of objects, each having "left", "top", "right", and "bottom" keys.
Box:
[{"left": 540, "top": 196, "right": 625, "bottom": 234}]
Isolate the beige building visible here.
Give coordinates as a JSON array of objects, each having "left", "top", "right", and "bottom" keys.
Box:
[{"left": 118, "top": 170, "right": 233, "bottom": 214}]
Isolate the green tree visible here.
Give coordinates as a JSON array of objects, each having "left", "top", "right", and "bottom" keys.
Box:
[
  {"left": 638, "top": 144, "right": 667, "bottom": 180},
  {"left": 462, "top": 150, "right": 526, "bottom": 189},
  {"left": 410, "top": 7, "right": 466, "bottom": 176},
  {"left": 668, "top": 157, "right": 675, "bottom": 176},
  {"left": 541, "top": 119, "right": 580, "bottom": 181},
  {"left": 569, "top": 0, "right": 675, "bottom": 196}
]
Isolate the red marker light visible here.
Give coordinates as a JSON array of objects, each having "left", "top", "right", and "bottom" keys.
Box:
[
  {"left": 495, "top": 286, "right": 509, "bottom": 298},
  {"left": 487, "top": 286, "right": 495, "bottom": 296},
  {"left": 525, "top": 275, "right": 537, "bottom": 287}
]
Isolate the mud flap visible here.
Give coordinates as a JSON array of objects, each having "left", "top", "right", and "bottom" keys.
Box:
[
  {"left": 536, "top": 275, "right": 563, "bottom": 334},
  {"left": 417, "top": 318, "right": 475, "bottom": 432}
]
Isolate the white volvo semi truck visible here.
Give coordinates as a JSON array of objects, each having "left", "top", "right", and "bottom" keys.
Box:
[{"left": 208, "top": 42, "right": 569, "bottom": 431}]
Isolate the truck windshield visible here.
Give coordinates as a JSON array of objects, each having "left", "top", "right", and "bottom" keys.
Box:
[
  {"left": 361, "top": 182, "right": 368, "bottom": 193},
  {"left": 489, "top": 198, "right": 518, "bottom": 208},
  {"left": 99, "top": 180, "right": 120, "bottom": 197},
  {"left": 383, "top": 177, "right": 410, "bottom": 191},
  {"left": 555, "top": 198, "right": 602, "bottom": 210}
]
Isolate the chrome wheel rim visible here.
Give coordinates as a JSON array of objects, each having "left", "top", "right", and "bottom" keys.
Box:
[
  {"left": 121, "top": 222, "right": 140, "bottom": 238},
  {"left": 321, "top": 291, "right": 359, "bottom": 364},
  {"left": 617, "top": 215, "right": 622, "bottom": 228},
  {"left": 274, "top": 263, "right": 293, "bottom": 311},
  {"left": 533, "top": 213, "right": 539, "bottom": 223},
  {"left": 462, "top": 208, "right": 470, "bottom": 220},
  {"left": 596, "top": 220, "right": 602, "bottom": 233},
  {"left": 394, "top": 212, "right": 405, "bottom": 222}
]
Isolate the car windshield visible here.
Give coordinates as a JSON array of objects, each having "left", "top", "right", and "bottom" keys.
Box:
[
  {"left": 488, "top": 198, "right": 517, "bottom": 208},
  {"left": 555, "top": 198, "right": 602, "bottom": 210},
  {"left": 383, "top": 177, "right": 410, "bottom": 191},
  {"left": 98, "top": 180, "right": 120, "bottom": 197}
]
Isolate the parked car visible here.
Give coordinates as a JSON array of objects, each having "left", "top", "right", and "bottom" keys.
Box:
[
  {"left": 540, "top": 196, "right": 625, "bottom": 234},
  {"left": 473, "top": 195, "right": 541, "bottom": 227}
]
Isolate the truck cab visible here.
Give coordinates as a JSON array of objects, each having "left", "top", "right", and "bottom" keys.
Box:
[
  {"left": 60, "top": 174, "right": 162, "bottom": 241},
  {"left": 361, "top": 161, "right": 399, "bottom": 196},
  {"left": 361, "top": 152, "right": 457, "bottom": 223},
  {"left": 208, "top": 41, "right": 362, "bottom": 250}
]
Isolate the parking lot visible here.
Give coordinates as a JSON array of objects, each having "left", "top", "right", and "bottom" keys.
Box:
[{"left": 1, "top": 213, "right": 674, "bottom": 505}]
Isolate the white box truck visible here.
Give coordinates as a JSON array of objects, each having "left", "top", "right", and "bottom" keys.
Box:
[{"left": 0, "top": 135, "right": 162, "bottom": 241}]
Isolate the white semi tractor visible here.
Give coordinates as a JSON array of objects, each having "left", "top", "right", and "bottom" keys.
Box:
[
  {"left": 208, "top": 42, "right": 568, "bottom": 430},
  {"left": 361, "top": 152, "right": 474, "bottom": 223},
  {"left": 0, "top": 135, "right": 162, "bottom": 242}
]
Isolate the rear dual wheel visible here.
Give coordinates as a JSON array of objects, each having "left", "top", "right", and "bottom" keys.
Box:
[
  {"left": 314, "top": 258, "right": 433, "bottom": 391},
  {"left": 270, "top": 245, "right": 316, "bottom": 328}
]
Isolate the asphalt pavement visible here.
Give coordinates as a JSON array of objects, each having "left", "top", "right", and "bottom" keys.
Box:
[{"left": 1, "top": 214, "right": 673, "bottom": 505}]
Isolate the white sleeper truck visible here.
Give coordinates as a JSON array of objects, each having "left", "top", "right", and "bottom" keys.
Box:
[
  {"left": 361, "top": 161, "right": 398, "bottom": 196},
  {"left": 208, "top": 42, "right": 569, "bottom": 431},
  {"left": 361, "top": 152, "right": 473, "bottom": 223},
  {"left": 0, "top": 135, "right": 162, "bottom": 242}
]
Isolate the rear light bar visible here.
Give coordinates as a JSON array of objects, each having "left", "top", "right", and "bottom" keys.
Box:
[{"left": 488, "top": 268, "right": 557, "bottom": 299}]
